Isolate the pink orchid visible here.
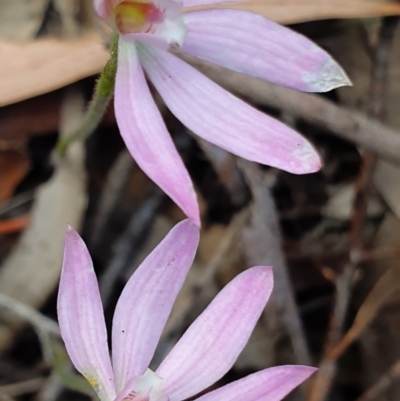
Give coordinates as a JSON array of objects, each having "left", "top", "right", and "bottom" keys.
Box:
[
  {"left": 94, "top": 0, "right": 350, "bottom": 226},
  {"left": 58, "top": 219, "right": 316, "bottom": 401}
]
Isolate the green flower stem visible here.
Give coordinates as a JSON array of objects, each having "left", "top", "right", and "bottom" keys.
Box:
[{"left": 56, "top": 34, "right": 119, "bottom": 156}]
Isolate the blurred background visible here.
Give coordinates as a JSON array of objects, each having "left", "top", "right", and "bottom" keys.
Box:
[{"left": 1, "top": 1, "right": 400, "bottom": 401}]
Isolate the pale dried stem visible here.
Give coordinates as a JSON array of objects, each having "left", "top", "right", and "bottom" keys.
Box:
[
  {"left": 239, "top": 160, "right": 312, "bottom": 367},
  {"left": 0, "top": 378, "right": 46, "bottom": 397},
  {"left": 0, "top": 293, "right": 60, "bottom": 364}
]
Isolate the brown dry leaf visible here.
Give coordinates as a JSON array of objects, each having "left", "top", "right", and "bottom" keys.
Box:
[
  {"left": 188, "top": 0, "right": 400, "bottom": 25},
  {"left": 0, "top": 216, "right": 31, "bottom": 235},
  {"left": 0, "top": 33, "right": 109, "bottom": 107},
  {"left": 0, "top": 92, "right": 62, "bottom": 141},
  {"left": 0, "top": 89, "right": 87, "bottom": 349},
  {"left": 2, "top": 0, "right": 400, "bottom": 107},
  {"left": 0, "top": 150, "right": 30, "bottom": 203}
]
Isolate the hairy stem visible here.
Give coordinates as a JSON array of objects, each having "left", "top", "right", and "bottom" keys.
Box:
[{"left": 56, "top": 34, "right": 119, "bottom": 155}]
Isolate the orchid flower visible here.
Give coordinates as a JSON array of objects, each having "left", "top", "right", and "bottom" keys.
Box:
[
  {"left": 58, "top": 219, "right": 316, "bottom": 401},
  {"left": 94, "top": 1, "right": 350, "bottom": 227},
  {"left": 94, "top": 0, "right": 350, "bottom": 226}
]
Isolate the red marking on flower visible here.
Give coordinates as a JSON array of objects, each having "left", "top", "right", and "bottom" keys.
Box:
[
  {"left": 121, "top": 391, "right": 150, "bottom": 401},
  {"left": 113, "top": 1, "right": 164, "bottom": 34}
]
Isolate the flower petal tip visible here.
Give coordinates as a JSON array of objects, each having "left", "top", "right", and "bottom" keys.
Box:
[
  {"left": 190, "top": 214, "right": 201, "bottom": 228},
  {"left": 297, "top": 365, "right": 318, "bottom": 377},
  {"left": 171, "top": 219, "right": 201, "bottom": 255},
  {"left": 306, "top": 58, "right": 352, "bottom": 92},
  {"left": 180, "top": 191, "right": 201, "bottom": 227},
  {"left": 252, "top": 265, "right": 274, "bottom": 277},
  {"left": 308, "top": 366, "right": 318, "bottom": 375},
  {"left": 65, "top": 225, "right": 81, "bottom": 244},
  {"left": 287, "top": 365, "right": 318, "bottom": 384},
  {"left": 177, "top": 218, "right": 201, "bottom": 241},
  {"left": 289, "top": 142, "right": 322, "bottom": 175},
  {"left": 276, "top": 365, "right": 317, "bottom": 389},
  {"left": 251, "top": 266, "right": 274, "bottom": 287},
  {"left": 66, "top": 224, "right": 76, "bottom": 234},
  {"left": 178, "top": 193, "right": 201, "bottom": 227},
  {"left": 247, "top": 266, "right": 274, "bottom": 292}
]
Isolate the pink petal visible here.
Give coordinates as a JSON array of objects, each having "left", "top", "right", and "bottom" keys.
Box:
[
  {"left": 182, "top": 0, "right": 241, "bottom": 7},
  {"left": 194, "top": 366, "right": 317, "bottom": 401},
  {"left": 57, "top": 227, "right": 116, "bottom": 401},
  {"left": 93, "top": 0, "right": 114, "bottom": 20},
  {"left": 112, "top": 220, "right": 200, "bottom": 391},
  {"left": 138, "top": 46, "right": 321, "bottom": 175},
  {"left": 115, "top": 39, "right": 200, "bottom": 225},
  {"left": 182, "top": 10, "right": 351, "bottom": 92},
  {"left": 157, "top": 266, "right": 274, "bottom": 401},
  {"left": 123, "top": 33, "right": 169, "bottom": 50}
]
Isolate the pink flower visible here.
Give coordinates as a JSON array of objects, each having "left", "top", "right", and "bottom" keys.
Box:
[
  {"left": 58, "top": 220, "right": 316, "bottom": 401},
  {"left": 94, "top": 0, "right": 350, "bottom": 226}
]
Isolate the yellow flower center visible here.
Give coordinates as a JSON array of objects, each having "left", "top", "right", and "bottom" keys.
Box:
[{"left": 113, "top": 0, "right": 164, "bottom": 35}]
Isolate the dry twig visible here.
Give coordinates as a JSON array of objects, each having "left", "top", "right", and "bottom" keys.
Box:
[
  {"left": 0, "top": 378, "right": 46, "bottom": 398},
  {"left": 307, "top": 16, "right": 399, "bottom": 401},
  {"left": 91, "top": 150, "right": 135, "bottom": 248},
  {"left": 194, "top": 138, "right": 249, "bottom": 207},
  {"left": 99, "top": 190, "right": 164, "bottom": 305},
  {"left": 355, "top": 360, "right": 400, "bottom": 401},
  {"left": 239, "top": 160, "right": 311, "bottom": 367},
  {"left": 329, "top": 265, "right": 400, "bottom": 361},
  {"left": 0, "top": 293, "right": 60, "bottom": 364}
]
